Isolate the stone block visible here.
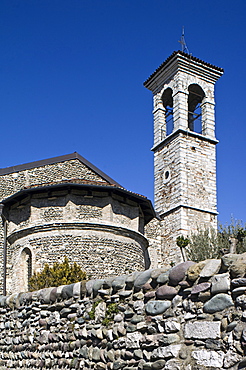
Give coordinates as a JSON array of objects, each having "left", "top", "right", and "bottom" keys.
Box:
[
  {"left": 187, "top": 261, "right": 206, "bottom": 281},
  {"left": 164, "top": 319, "right": 181, "bottom": 333},
  {"left": 169, "top": 261, "right": 195, "bottom": 286},
  {"left": 152, "top": 344, "right": 181, "bottom": 359},
  {"left": 112, "top": 276, "right": 127, "bottom": 291},
  {"left": 95, "top": 301, "right": 106, "bottom": 323},
  {"left": 200, "top": 259, "right": 221, "bottom": 277},
  {"left": 192, "top": 349, "right": 224, "bottom": 367},
  {"left": 145, "top": 300, "right": 171, "bottom": 316},
  {"left": 210, "top": 272, "right": 230, "bottom": 294},
  {"left": 191, "top": 282, "right": 211, "bottom": 295},
  {"left": 61, "top": 284, "right": 75, "bottom": 299},
  {"left": 134, "top": 270, "right": 153, "bottom": 289},
  {"left": 155, "top": 285, "right": 178, "bottom": 300},
  {"left": 184, "top": 321, "right": 221, "bottom": 339},
  {"left": 73, "top": 282, "right": 81, "bottom": 299},
  {"left": 125, "top": 332, "right": 143, "bottom": 349},
  {"left": 230, "top": 252, "right": 246, "bottom": 278},
  {"left": 203, "top": 293, "right": 234, "bottom": 313},
  {"left": 164, "top": 359, "right": 182, "bottom": 370}
]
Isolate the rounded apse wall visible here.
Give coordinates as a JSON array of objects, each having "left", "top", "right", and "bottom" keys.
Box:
[{"left": 4, "top": 186, "right": 152, "bottom": 294}]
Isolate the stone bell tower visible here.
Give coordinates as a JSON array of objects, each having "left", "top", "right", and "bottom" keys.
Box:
[{"left": 144, "top": 51, "right": 223, "bottom": 265}]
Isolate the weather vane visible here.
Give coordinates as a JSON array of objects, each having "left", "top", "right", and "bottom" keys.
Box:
[{"left": 178, "top": 27, "right": 189, "bottom": 54}]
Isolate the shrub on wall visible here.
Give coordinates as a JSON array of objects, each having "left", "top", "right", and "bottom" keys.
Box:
[
  {"left": 182, "top": 219, "right": 246, "bottom": 263},
  {"left": 186, "top": 227, "right": 220, "bottom": 262},
  {"left": 217, "top": 219, "right": 246, "bottom": 255},
  {"left": 29, "top": 257, "right": 86, "bottom": 291}
]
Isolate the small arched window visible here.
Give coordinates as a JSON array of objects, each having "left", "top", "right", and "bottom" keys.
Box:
[
  {"left": 188, "top": 84, "right": 205, "bottom": 133},
  {"left": 20, "top": 247, "right": 32, "bottom": 291},
  {"left": 162, "top": 88, "right": 174, "bottom": 136}
]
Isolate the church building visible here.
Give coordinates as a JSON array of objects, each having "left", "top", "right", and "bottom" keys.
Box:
[{"left": 0, "top": 51, "right": 223, "bottom": 295}]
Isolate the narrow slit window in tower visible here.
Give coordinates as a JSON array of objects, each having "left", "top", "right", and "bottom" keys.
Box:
[{"left": 20, "top": 247, "right": 32, "bottom": 291}]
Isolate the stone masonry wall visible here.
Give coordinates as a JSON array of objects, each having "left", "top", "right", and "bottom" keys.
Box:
[
  {"left": 0, "top": 159, "right": 109, "bottom": 294},
  {"left": 8, "top": 230, "right": 147, "bottom": 294},
  {"left": 0, "top": 253, "right": 246, "bottom": 369},
  {"left": 154, "top": 133, "right": 217, "bottom": 218},
  {"left": 144, "top": 219, "right": 162, "bottom": 269},
  {"left": 145, "top": 213, "right": 183, "bottom": 269},
  {"left": 144, "top": 211, "right": 218, "bottom": 273},
  {"left": 6, "top": 190, "right": 147, "bottom": 295},
  {"left": 0, "top": 159, "right": 106, "bottom": 201},
  {"left": 182, "top": 134, "right": 217, "bottom": 215},
  {"left": 152, "top": 132, "right": 218, "bottom": 272}
]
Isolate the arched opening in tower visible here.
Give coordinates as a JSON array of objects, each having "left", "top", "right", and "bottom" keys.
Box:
[
  {"left": 188, "top": 84, "right": 205, "bottom": 134},
  {"left": 162, "top": 88, "right": 174, "bottom": 136}
]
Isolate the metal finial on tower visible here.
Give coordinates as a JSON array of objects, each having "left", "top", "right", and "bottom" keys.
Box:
[{"left": 178, "top": 27, "right": 189, "bottom": 54}]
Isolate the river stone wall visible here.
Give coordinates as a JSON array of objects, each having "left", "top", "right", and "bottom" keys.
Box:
[{"left": 1, "top": 253, "right": 246, "bottom": 369}]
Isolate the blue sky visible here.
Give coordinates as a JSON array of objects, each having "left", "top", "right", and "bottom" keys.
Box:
[{"left": 0, "top": 0, "right": 245, "bottom": 226}]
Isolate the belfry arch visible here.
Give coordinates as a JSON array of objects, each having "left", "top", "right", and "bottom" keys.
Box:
[
  {"left": 162, "top": 88, "right": 174, "bottom": 136},
  {"left": 188, "top": 84, "right": 205, "bottom": 133}
]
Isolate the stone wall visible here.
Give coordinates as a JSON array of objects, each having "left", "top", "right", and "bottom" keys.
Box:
[
  {"left": 5, "top": 189, "right": 149, "bottom": 295},
  {"left": 151, "top": 131, "right": 218, "bottom": 272},
  {"left": 147, "top": 208, "right": 218, "bottom": 270},
  {"left": 0, "top": 158, "right": 111, "bottom": 294},
  {"left": 0, "top": 159, "right": 106, "bottom": 201},
  {"left": 8, "top": 229, "right": 147, "bottom": 294},
  {"left": 144, "top": 219, "right": 162, "bottom": 269},
  {"left": 182, "top": 135, "right": 217, "bottom": 216},
  {"left": 154, "top": 132, "right": 217, "bottom": 221},
  {"left": 0, "top": 253, "right": 246, "bottom": 369}
]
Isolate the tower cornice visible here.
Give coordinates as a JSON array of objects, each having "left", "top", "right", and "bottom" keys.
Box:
[
  {"left": 144, "top": 51, "right": 224, "bottom": 92},
  {"left": 151, "top": 128, "right": 219, "bottom": 152},
  {"left": 158, "top": 204, "right": 219, "bottom": 219}
]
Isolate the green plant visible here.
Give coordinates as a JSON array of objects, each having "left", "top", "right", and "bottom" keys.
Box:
[
  {"left": 217, "top": 219, "right": 246, "bottom": 254},
  {"left": 187, "top": 219, "right": 246, "bottom": 263},
  {"left": 102, "top": 302, "right": 119, "bottom": 326},
  {"left": 187, "top": 227, "right": 220, "bottom": 262},
  {"left": 176, "top": 235, "right": 190, "bottom": 248},
  {"left": 176, "top": 235, "right": 190, "bottom": 261},
  {"left": 88, "top": 300, "right": 101, "bottom": 320},
  {"left": 29, "top": 257, "right": 86, "bottom": 291},
  {"left": 236, "top": 228, "right": 246, "bottom": 253}
]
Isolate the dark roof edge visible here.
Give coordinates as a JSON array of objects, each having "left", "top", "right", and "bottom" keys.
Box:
[
  {"left": 0, "top": 152, "right": 122, "bottom": 187},
  {"left": 144, "top": 50, "right": 224, "bottom": 87},
  {"left": 1, "top": 182, "right": 156, "bottom": 224},
  {"left": 74, "top": 153, "right": 122, "bottom": 187}
]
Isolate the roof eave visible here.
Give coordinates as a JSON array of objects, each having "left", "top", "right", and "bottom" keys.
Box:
[
  {"left": 144, "top": 50, "right": 224, "bottom": 91},
  {"left": 1, "top": 182, "right": 156, "bottom": 225}
]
